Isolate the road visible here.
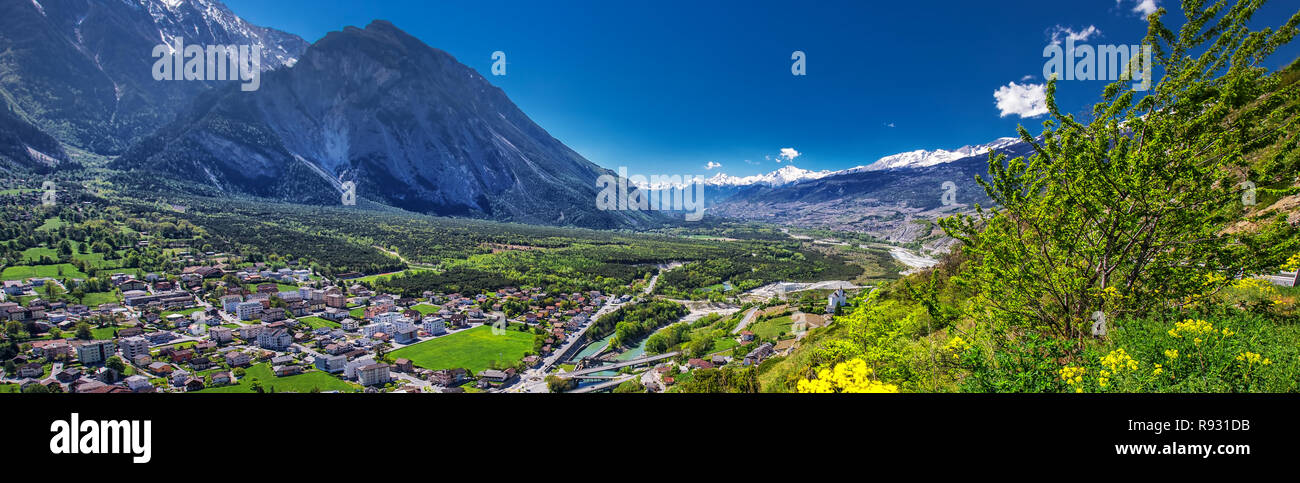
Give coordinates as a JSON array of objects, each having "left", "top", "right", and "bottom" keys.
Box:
[
  {"left": 556, "top": 352, "right": 679, "bottom": 379},
  {"left": 503, "top": 267, "right": 674, "bottom": 393},
  {"left": 730, "top": 307, "right": 759, "bottom": 335},
  {"left": 568, "top": 374, "right": 637, "bottom": 394}
]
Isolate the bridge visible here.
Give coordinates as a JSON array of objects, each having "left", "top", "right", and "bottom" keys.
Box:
[
  {"left": 568, "top": 375, "right": 638, "bottom": 394},
  {"left": 558, "top": 352, "right": 679, "bottom": 379}
]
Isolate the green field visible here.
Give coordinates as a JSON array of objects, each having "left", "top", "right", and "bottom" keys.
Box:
[
  {"left": 298, "top": 316, "right": 341, "bottom": 329},
  {"left": 244, "top": 282, "right": 300, "bottom": 292},
  {"left": 1, "top": 264, "right": 89, "bottom": 281},
  {"left": 409, "top": 303, "right": 441, "bottom": 315},
  {"left": 193, "top": 363, "right": 359, "bottom": 393},
  {"left": 89, "top": 327, "right": 121, "bottom": 340},
  {"left": 19, "top": 242, "right": 122, "bottom": 269},
  {"left": 0, "top": 384, "right": 18, "bottom": 393},
  {"left": 161, "top": 307, "right": 204, "bottom": 318},
  {"left": 79, "top": 291, "right": 120, "bottom": 307},
  {"left": 354, "top": 269, "right": 431, "bottom": 285},
  {"left": 389, "top": 325, "right": 534, "bottom": 373},
  {"left": 749, "top": 315, "right": 795, "bottom": 340},
  {"left": 36, "top": 218, "right": 65, "bottom": 231},
  {"left": 348, "top": 307, "right": 367, "bottom": 319}
]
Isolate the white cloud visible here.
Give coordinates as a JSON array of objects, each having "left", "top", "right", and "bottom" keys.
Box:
[
  {"left": 1021, "top": 74, "right": 1036, "bottom": 81},
  {"left": 1118, "top": 0, "right": 1159, "bottom": 17},
  {"left": 884, "top": 122, "right": 896, "bottom": 128},
  {"left": 778, "top": 148, "right": 801, "bottom": 162},
  {"left": 704, "top": 161, "right": 722, "bottom": 170},
  {"left": 993, "top": 82, "right": 1049, "bottom": 118},
  {"left": 1049, "top": 25, "right": 1101, "bottom": 45}
]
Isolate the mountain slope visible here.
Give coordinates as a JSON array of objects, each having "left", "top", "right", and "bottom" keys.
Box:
[
  {"left": 116, "top": 20, "right": 655, "bottom": 229},
  {"left": 0, "top": 0, "right": 306, "bottom": 155}
]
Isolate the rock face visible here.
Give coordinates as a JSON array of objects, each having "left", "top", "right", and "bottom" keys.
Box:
[
  {"left": 117, "top": 20, "right": 655, "bottom": 228},
  {"left": 0, "top": 0, "right": 307, "bottom": 155}
]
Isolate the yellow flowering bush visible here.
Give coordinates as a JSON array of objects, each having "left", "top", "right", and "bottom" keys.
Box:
[
  {"left": 1283, "top": 253, "right": 1300, "bottom": 273},
  {"left": 1221, "top": 277, "right": 1283, "bottom": 312},
  {"left": 1100, "top": 348, "right": 1138, "bottom": 373},
  {"left": 944, "top": 336, "right": 970, "bottom": 354},
  {"left": 797, "top": 358, "right": 900, "bottom": 393},
  {"left": 1167, "top": 319, "right": 1216, "bottom": 339},
  {"left": 1055, "top": 313, "right": 1287, "bottom": 392}
]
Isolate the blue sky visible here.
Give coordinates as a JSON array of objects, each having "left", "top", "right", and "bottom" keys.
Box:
[{"left": 225, "top": 0, "right": 1300, "bottom": 177}]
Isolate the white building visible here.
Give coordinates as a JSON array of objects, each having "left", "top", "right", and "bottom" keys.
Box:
[
  {"left": 357, "top": 363, "right": 391, "bottom": 386},
  {"left": 239, "top": 324, "right": 264, "bottom": 340},
  {"left": 220, "top": 295, "right": 243, "bottom": 313},
  {"left": 209, "top": 327, "right": 233, "bottom": 343},
  {"left": 236, "top": 301, "right": 263, "bottom": 321},
  {"left": 422, "top": 317, "right": 446, "bottom": 335},
  {"left": 344, "top": 357, "right": 375, "bottom": 379},
  {"left": 257, "top": 328, "right": 293, "bottom": 350},
  {"left": 124, "top": 375, "right": 152, "bottom": 392},
  {"left": 315, "top": 354, "right": 346, "bottom": 374},
  {"left": 827, "top": 289, "right": 848, "bottom": 314},
  {"left": 118, "top": 337, "right": 150, "bottom": 362},
  {"left": 362, "top": 322, "right": 394, "bottom": 338},
  {"left": 170, "top": 369, "right": 190, "bottom": 387}
]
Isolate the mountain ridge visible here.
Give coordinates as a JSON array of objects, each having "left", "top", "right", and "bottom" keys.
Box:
[{"left": 114, "top": 19, "right": 658, "bottom": 229}]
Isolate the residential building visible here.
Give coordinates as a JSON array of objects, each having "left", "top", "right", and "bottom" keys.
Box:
[
  {"left": 235, "top": 301, "right": 263, "bottom": 321},
  {"left": 357, "top": 363, "right": 391, "bottom": 386},
  {"left": 224, "top": 351, "right": 251, "bottom": 367},
  {"left": 76, "top": 340, "right": 116, "bottom": 365},
  {"left": 315, "top": 354, "right": 346, "bottom": 374},
  {"left": 257, "top": 328, "right": 293, "bottom": 350},
  {"left": 209, "top": 327, "right": 233, "bottom": 343},
  {"left": 118, "top": 337, "right": 151, "bottom": 362}
]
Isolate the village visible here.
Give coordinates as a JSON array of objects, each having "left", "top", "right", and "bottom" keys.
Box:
[
  {"left": 0, "top": 245, "right": 854, "bottom": 394},
  {"left": 0, "top": 247, "right": 641, "bottom": 393}
]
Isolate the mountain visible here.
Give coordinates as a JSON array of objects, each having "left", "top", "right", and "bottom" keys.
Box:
[
  {"left": 115, "top": 20, "right": 656, "bottom": 229},
  {"left": 710, "top": 138, "right": 1035, "bottom": 244},
  {"left": 0, "top": 103, "right": 68, "bottom": 172},
  {"left": 847, "top": 137, "right": 1023, "bottom": 172},
  {"left": 0, "top": 0, "right": 307, "bottom": 155},
  {"left": 699, "top": 165, "right": 835, "bottom": 187}
]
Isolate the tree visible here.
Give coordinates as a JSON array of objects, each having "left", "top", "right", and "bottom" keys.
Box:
[
  {"left": 545, "top": 375, "right": 576, "bottom": 393},
  {"left": 939, "top": 1, "right": 1300, "bottom": 340},
  {"left": 106, "top": 356, "right": 126, "bottom": 376},
  {"left": 74, "top": 322, "right": 93, "bottom": 340}
]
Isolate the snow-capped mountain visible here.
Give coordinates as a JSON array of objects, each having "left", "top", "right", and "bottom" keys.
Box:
[
  {"left": 849, "top": 137, "right": 1023, "bottom": 172},
  {"left": 0, "top": 0, "right": 308, "bottom": 154},
  {"left": 686, "top": 137, "right": 1026, "bottom": 190},
  {"left": 702, "top": 165, "right": 836, "bottom": 187},
  {"left": 133, "top": 0, "right": 308, "bottom": 70}
]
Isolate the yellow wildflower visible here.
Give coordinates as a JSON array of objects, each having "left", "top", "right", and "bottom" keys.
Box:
[{"left": 797, "top": 358, "right": 899, "bottom": 393}]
